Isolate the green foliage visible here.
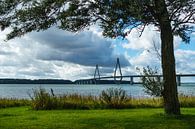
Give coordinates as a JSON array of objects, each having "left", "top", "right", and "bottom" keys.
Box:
[
  {"left": 137, "top": 66, "right": 163, "bottom": 97},
  {"left": 100, "top": 88, "right": 128, "bottom": 108}
]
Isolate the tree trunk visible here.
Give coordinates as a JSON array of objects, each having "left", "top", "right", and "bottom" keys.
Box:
[
  {"left": 155, "top": 0, "right": 181, "bottom": 115},
  {"left": 160, "top": 22, "right": 180, "bottom": 115}
]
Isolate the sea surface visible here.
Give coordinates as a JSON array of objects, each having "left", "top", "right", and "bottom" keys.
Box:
[{"left": 0, "top": 83, "right": 195, "bottom": 99}]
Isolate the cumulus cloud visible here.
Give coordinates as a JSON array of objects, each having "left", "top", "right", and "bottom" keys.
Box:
[
  {"left": 123, "top": 26, "right": 160, "bottom": 50},
  {"left": 175, "top": 49, "right": 195, "bottom": 73},
  {"left": 26, "top": 27, "right": 130, "bottom": 67},
  {"left": 121, "top": 25, "right": 194, "bottom": 76},
  {"left": 121, "top": 25, "right": 162, "bottom": 74}
]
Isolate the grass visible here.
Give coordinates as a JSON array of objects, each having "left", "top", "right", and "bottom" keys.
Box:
[
  {"left": 0, "top": 98, "right": 30, "bottom": 108},
  {"left": 0, "top": 107, "right": 195, "bottom": 129},
  {"left": 27, "top": 88, "right": 195, "bottom": 110},
  {"left": 0, "top": 95, "right": 195, "bottom": 110},
  {"left": 0, "top": 88, "right": 194, "bottom": 110}
]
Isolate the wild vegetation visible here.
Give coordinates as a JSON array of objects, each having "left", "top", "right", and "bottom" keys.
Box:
[
  {"left": 137, "top": 66, "right": 163, "bottom": 97},
  {"left": 0, "top": 98, "right": 30, "bottom": 108},
  {"left": 1, "top": 88, "right": 194, "bottom": 110}
]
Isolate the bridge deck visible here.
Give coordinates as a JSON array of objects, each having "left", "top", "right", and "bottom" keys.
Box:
[
  {"left": 98, "top": 74, "right": 195, "bottom": 79},
  {"left": 75, "top": 74, "right": 195, "bottom": 85}
]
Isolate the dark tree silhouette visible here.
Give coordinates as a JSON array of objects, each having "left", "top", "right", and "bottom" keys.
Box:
[{"left": 0, "top": 0, "right": 195, "bottom": 115}]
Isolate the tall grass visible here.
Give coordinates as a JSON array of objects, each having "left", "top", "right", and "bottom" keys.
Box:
[
  {"left": 1, "top": 88, "right": 195, "bottom": 110},
  {"left": 28, "top": 88, "right": 195, "bottom": 110},
  {"left": 28, "top": 88, "right": 101, "bottom": 110},
  {"left": 29, "top": 88, "right": 60, "bottom": 110},
  {"left": 100, "top": 88, "right": 129, "bottom": 108},
  {"left": 179, "top": 93, "right": 195, "bottom": 107},
  {"left": 0, "top": 98, "right": 30, "bottom": 108}
]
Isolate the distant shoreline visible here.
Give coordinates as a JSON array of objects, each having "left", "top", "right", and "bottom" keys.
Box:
[
  {"left": 0, "top": 79, "right": 73, "bottom": 84},
  {"left": 0, "top": 78, "right": 194, "bottom": 85}
]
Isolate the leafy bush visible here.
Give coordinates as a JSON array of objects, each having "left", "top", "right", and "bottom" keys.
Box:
[
  {"left": 100, "top": 88, "right": 129, "bottom": 108},
  {"left": 137, "top": 66, "right": 163, "bottom": 97}
]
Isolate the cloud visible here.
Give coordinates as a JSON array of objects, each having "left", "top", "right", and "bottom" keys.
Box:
[
  {"left": 175, "top": 49, "right": 195, "bottom": 74},
  {"left": 27, "top": 27, "right": 130, "bottom": 67},
  {"left": 0, "top": 27, "right": 130, "bottom": 80},
  {"left": 121, "top": 25, "right": 193, "bottom": 74},
  {"left": 123, "top": 26, "right": 160, "bottom": 50}
]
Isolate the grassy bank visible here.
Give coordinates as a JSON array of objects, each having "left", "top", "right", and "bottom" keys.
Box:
[
  {"left": 0, "top": 98, "right": 30, "bottom": 108},
  {"left": 0, "top": 107, "right": 195, "bottom": 129},
  {"left": 0, "top": 88, "right": 194, "bottom": 110},
  {"left": 0, "top": 95, "right": 195, "bottom": 109}
]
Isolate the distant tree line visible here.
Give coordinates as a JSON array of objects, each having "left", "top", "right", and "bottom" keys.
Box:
[{"left": 0, "top": 79, "right": 73, "bottom": 84}]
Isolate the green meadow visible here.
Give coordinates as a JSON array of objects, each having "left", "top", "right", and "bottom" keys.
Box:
[{"left": 0, "top": 107, "right": 195, "bottom": 129}]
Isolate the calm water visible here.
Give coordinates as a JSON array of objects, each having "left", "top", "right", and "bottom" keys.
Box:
[{"left": 0, "top": 84, "right": 195, "bottom": 99}]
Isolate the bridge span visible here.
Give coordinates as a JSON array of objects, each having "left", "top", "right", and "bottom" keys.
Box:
[
  {"left": 74, "top": 74, "right": 195, "bottom": 86},
  {"left": 74, "top": 58, "right": 195, "bottom": 85}
]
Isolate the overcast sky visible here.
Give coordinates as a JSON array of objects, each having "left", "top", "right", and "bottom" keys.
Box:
[{"left": 0, "top": 25, "right": 195, "bottom": 81}]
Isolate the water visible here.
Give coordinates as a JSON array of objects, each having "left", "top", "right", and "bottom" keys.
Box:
[{"left": 0, "top": 84, "right": 195, "bottom": 99}]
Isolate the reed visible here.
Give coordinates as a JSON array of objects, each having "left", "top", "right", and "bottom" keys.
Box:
[
  {"left": 130, "top": 97, "right": 163, "bottom": 108},
  {"left": 0, "top": 98, "right": 30, "bottom": 108},
  {"left": 99, "top": 88, "right": 129, "bottom": 108},
  {"left": 179, "top": 93, "right": 195, "bottom": 107},
  {"left": 1, "top": 88, "right": 194, "bottom": 109}
]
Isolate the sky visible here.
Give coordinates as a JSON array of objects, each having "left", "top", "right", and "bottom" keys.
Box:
[{"left": 0, "top": 25, "right": 195, "bottom": 81}]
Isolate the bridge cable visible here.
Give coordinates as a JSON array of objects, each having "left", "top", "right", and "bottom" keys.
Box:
[
  {"left": 114, "top": 58, "right": 123, "bottom": 84},
  {"left": 94, "top": 64, "right": 100, "bottom": 84}
]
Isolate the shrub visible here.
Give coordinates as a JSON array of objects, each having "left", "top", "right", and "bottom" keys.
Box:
[
  {"left": 29, "top": 88, "right": 60, "bottom": 110},
  {"left": 137, "top": 66, "right": 163, "bottom": 97},
  {"left": 99, "top": 88, "right": 129, "bottom": 108}
]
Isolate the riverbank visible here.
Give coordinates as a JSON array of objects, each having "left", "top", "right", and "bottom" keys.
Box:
[
  {"left": 1, "top": 94, "right": 195, "bottom": 109},
  {"left": 0, "top": 107, "right": 195, "bottom": 129}
]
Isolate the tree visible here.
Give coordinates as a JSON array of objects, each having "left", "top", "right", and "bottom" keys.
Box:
[
  {"left": 136, "top": 66, "right": 163, "bottom": 97},
  {"left": 0, "top": 0, "right": 194, "bottom": 115}
]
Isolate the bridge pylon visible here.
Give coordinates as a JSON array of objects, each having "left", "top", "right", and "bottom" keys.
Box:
[
  {"left": 94, "top": 64, "right": 100, "bottom": 84},
  {"left": 114, "top": 58, "right": 123, "bottom": 84}
]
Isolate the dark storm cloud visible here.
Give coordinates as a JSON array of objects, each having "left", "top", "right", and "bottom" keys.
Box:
[{"left": 30, "top": 27, "right": 130, "bottom": 67}]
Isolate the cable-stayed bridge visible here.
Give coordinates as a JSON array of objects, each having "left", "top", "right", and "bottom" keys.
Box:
[{"left": 74, "top": 58, "right": 195, "bottom": 86}]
